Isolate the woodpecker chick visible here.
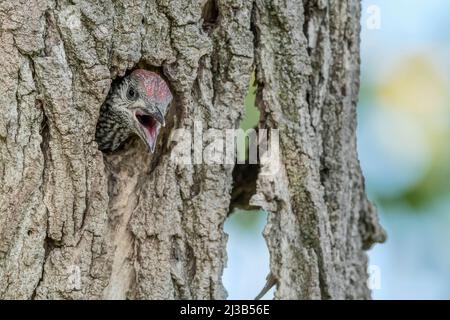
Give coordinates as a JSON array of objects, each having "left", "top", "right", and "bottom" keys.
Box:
[{"left": 96, "top": 69, "right": 172, "bottom": 153}]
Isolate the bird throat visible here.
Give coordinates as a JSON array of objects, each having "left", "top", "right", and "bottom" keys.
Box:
[{"left": 136, "top": 113, "right": 158, "bottom": 148}]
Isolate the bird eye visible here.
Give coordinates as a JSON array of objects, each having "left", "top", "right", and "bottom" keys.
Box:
[{"left": 127, "top": 86, "right": 138, "bottom": 100}]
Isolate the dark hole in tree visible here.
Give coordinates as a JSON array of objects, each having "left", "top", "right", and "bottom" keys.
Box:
[{"left": 202, "top": 0, "right": 219, "bottom": 32}]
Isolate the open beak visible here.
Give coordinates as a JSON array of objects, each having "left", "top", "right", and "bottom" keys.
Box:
[
  {"left": 152, "top": 108, "right": 165, "bottom": 127},
  {"left": 134, "top": 108, "right": 165, "bottom": 153}
]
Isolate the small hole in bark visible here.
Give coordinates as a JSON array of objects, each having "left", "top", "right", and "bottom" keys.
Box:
[
  {"left": 320, "top": 165, "right": 330, "bottom": 185},
  {"left": 202, "top": 0, "right": 219, "bottom": 32}
]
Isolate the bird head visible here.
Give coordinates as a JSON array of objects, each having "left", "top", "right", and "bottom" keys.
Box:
[{"left": 120, "top": 69, "right": 172, "bottom": 152}]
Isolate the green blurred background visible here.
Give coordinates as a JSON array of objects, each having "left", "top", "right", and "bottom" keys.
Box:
[{"left": 224, "top": 0, "right": 450, "bottom": 299}]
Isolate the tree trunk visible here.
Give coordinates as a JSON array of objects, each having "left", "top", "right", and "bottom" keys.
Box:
[{"left": 0, "top": 0, "right": 385, "bottom": 299}]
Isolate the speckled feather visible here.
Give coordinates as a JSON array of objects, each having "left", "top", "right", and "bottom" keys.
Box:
[{"left": 96, "top": 79, "right": 135, "bottom": 151}]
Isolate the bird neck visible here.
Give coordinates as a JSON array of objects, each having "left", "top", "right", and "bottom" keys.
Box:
[{"left": 96, "top": 95, "right": 133, "bottom": 151}]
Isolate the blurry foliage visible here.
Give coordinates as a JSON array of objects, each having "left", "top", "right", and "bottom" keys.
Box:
[
  {"left": 228, "top": 209, "right": 264, "bottom": 232},
  {"left": 361, "top": 54, "right": 450, "bottom": 210},
  {"left": 240, "top": 72, "right": 259, "bottom": 131},
  {"left": 236, "top": 72, "right": 260, "bottom": 163}
]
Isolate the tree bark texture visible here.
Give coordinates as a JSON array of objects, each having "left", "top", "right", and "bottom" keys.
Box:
[{"left": 0, "top": 0, "right": 385, "bottom": 299}]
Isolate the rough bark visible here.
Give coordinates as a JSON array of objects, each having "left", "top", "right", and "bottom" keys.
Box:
[{"left": 0, "top": 0, "right": 385, "bottom": 299}]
